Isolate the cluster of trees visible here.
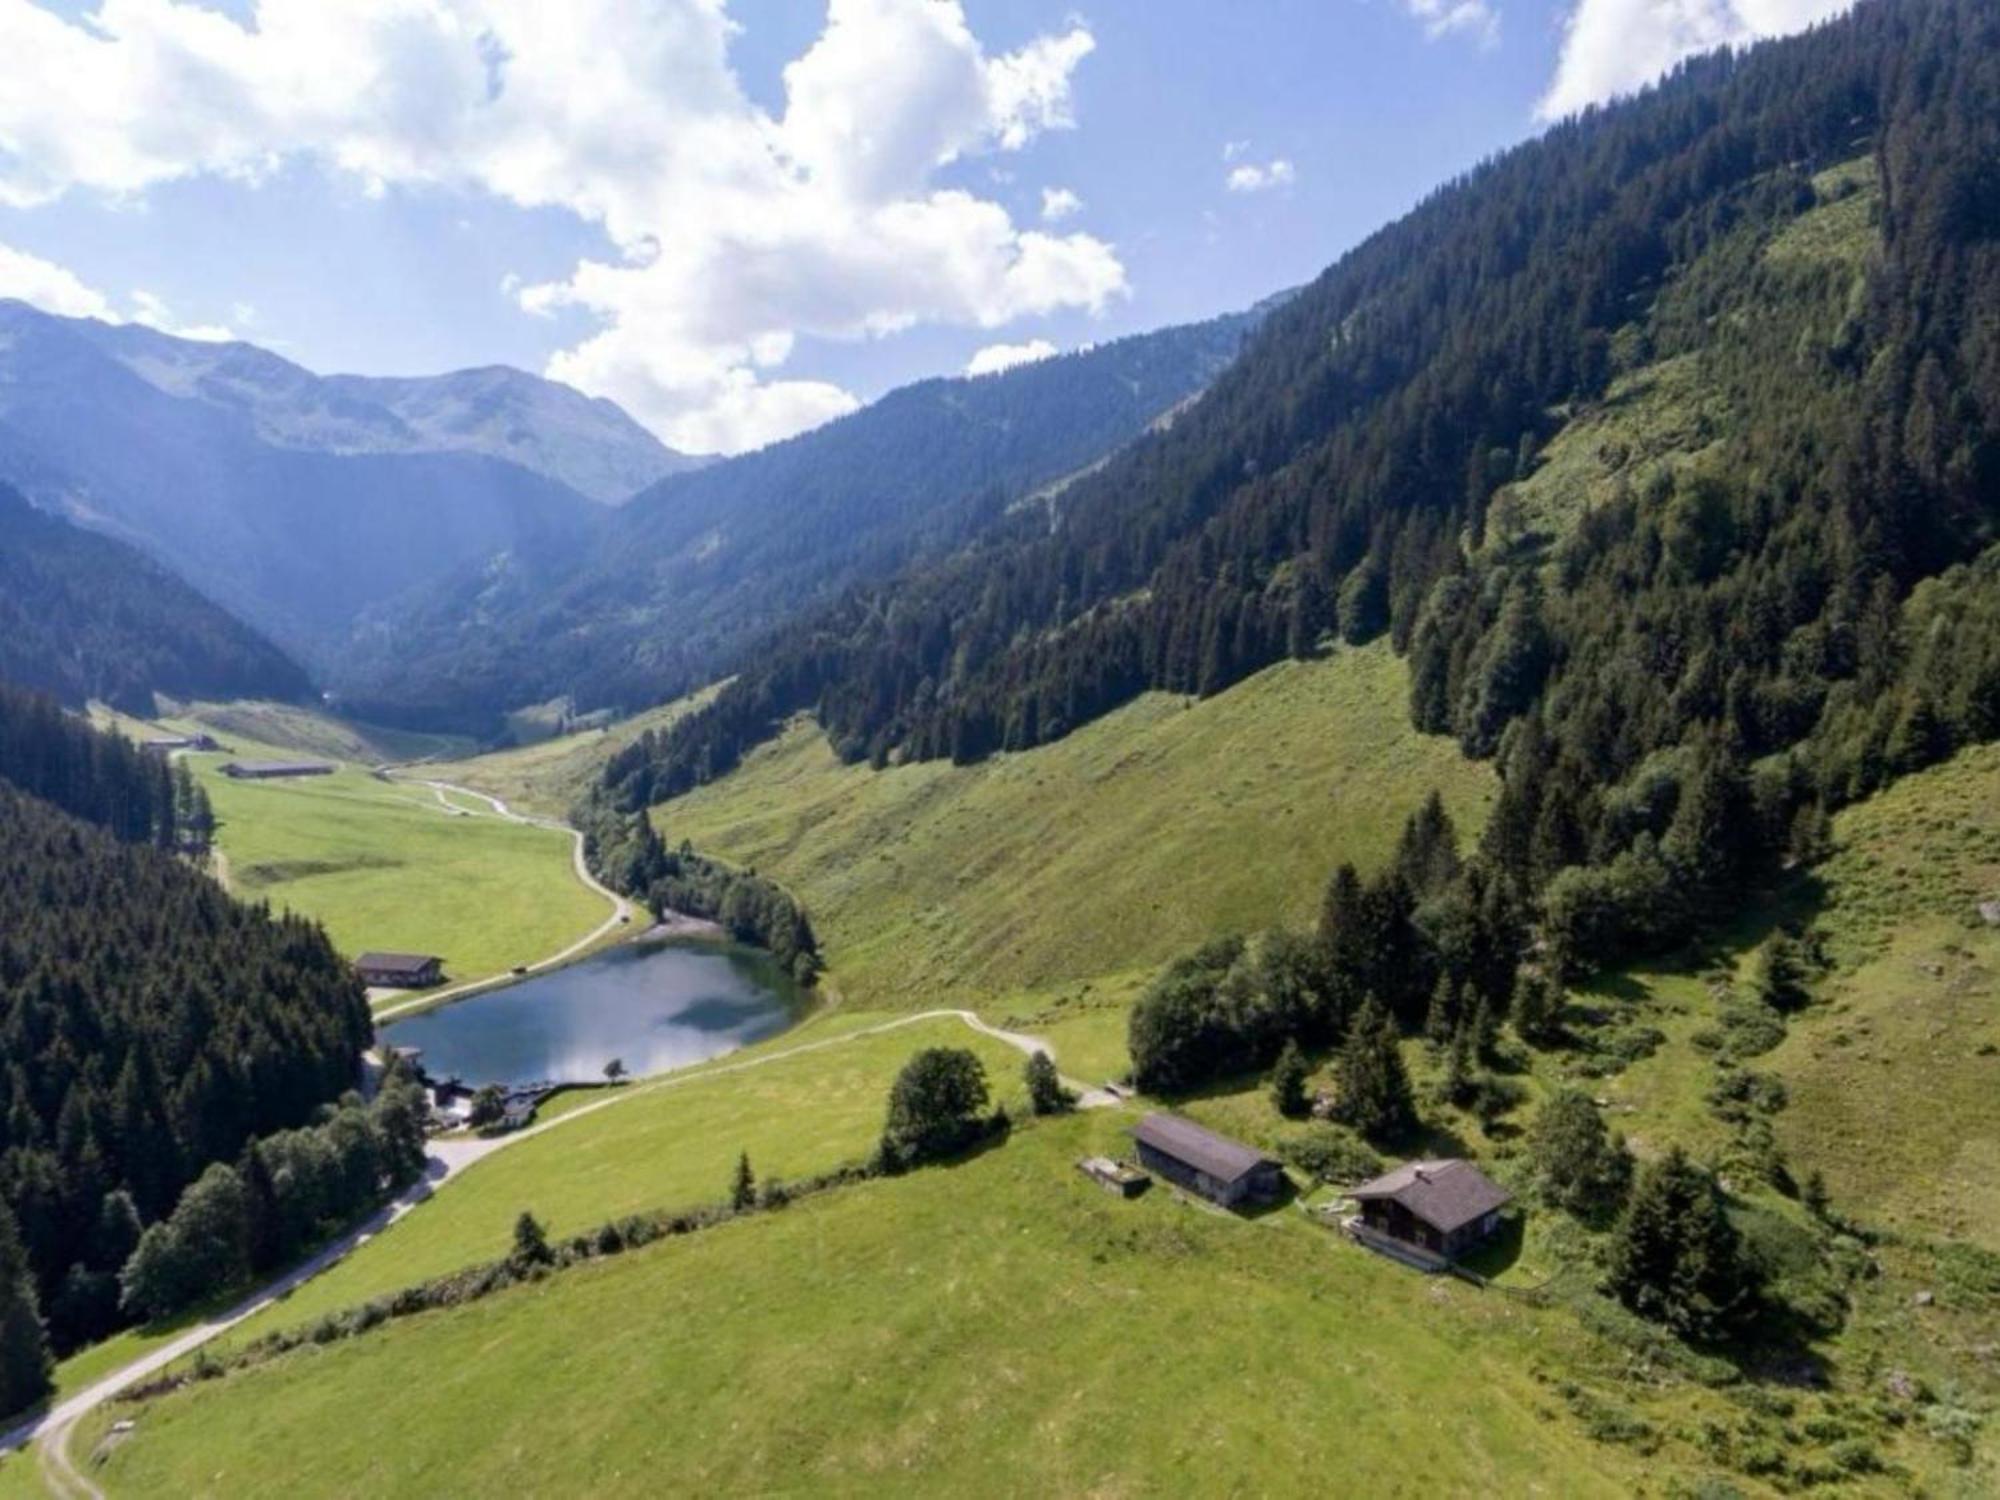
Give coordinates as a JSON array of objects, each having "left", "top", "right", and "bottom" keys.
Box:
[
  {"left": 1130, "top": 793, "right": 1523, "bottom": 1138},
  {"left": 0, "top": 484, "right": 310, "bottom": 715},
  {"left": 118, "top": 1071, "right": 426, "bottom": 1325},
  {"left": 0, "top": 762, "right": 370, "bottom": 1379},
  {"left": 600, "top": 0, "right": 2000, "bottom": 994},
  {"left": 0, "top": 681, "right": 212, "bottom": 851},
  {"left": 348, "top": 311, "right": 1261, "bottom": 733},
  {"left": 576, "top": 805, "right": 820, "bottom": 983}
]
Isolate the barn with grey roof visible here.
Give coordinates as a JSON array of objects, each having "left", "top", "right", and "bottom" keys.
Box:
[{"left": 1131, "top": 1113, "right": 1283, "bottom": 1208}]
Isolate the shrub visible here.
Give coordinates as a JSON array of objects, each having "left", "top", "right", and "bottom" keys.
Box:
[{"left": 1281, "top": 1125, "right": 1382, "bottom": 1185}]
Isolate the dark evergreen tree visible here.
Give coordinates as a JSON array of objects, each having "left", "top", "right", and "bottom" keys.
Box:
[
  {"left": 731, "top": 1151, "right": 757, "bottom": 1212},
  {"left": 1336, "top": 999, "right": 1417, "bottom": 1144},
  {"left": 510, "top": 1212, "right": 553, "bottom": 1270},
  {"left": 1605, "top": 1147, "right": 1755, "bottom": 1341},
  {"left": 1527, "top": 1091, "right": 1633, "bottom": 1221},
  {"left": 1269, "top": 1039, "right": 1311, "bottom": 1119},
  {"left": 0, "top": 1202, "right": 52, "bottom": 1420},
  {"left": 1024, "top": 1052, "right": 1072, "bottom": 1116}
]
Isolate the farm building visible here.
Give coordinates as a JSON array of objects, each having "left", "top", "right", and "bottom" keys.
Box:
[
  {"left": 356, "top": 951, "right": 446, "bottom": 988},
  {"left": 221, "top": 759, "right": 335, "bottom": 779},
  {"left": 1347, "top": 1160, "right": 1511, "bottom": 1262},
  {"left": 1131, "top": 1113, "right": 1283, "bottom": 1208},
  {"left": 142, "top": 733, "right": 219, "bottom": 754}
]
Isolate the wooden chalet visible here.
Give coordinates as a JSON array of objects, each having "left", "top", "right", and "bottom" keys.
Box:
[
  {"left": 1348, "top": 1159, "right": 1510, "bottom": 1261},
  {"left": 356, "top": 951, "right": 446, "bottom": 989},
  {"left": 1131, "top": 1113, "right": 1283, "bottom": 1208}
]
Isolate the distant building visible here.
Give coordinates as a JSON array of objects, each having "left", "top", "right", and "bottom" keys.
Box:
[
  {"left": 356, "top": 952, "right": 446, "bottom": 988},
  {"left": 1348, "top": 1159, "right": 1511, "bottom": 1261},
  {"left": 142, "top": 733, "right": 219, "bottom": 754},
  {"left": 221, "top": 759, "right": 335, "bottom": 779},
  {"left": 1131, "top": 1113, "right": 1283, "bottom": 1208}
]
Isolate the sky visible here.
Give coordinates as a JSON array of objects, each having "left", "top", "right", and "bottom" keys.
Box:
[{"left": 0, "top": 0, "right": 1854, "bottom": 455}]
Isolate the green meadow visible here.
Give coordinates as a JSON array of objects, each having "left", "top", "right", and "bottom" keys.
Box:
[
  {"left": 662, "top": 642, "right": 1498, "bottom": 1019},
  {"left": 100, "top": 705, "right": 607, "bottom": 991}
]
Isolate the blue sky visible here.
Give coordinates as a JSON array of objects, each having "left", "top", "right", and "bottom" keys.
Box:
[{"left": 0, "top": 0, "right": 1850, "bottom": 452}]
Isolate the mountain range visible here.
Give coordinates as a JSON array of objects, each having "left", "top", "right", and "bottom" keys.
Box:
[{"left": 0, "top": 301, "right": 695, "bottom": 664}]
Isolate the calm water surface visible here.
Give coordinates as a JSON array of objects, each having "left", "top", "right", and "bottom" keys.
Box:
[{"left": 383, "top": 940, "right": 798, "bottom": 1087}]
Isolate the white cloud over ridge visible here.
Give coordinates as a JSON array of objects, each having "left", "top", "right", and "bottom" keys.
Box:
[
  {"left": 965, "top": 338, "right": 1057, "bottom": 376},
  {"left": 1541, "top": 0, "right": 1854, "bottom": 120},
  {"left": 0, "top": 0, "right": 1127, "bottom": 453},
  {"left": 0, "top": 240, "right": 114, "bottom": 319},
  {"left": 1040, "top": 186, "right": 1082, "bottom": 222}
]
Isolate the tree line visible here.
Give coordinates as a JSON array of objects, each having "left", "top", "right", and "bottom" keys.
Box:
[
  {"left": 0, "top": 680, "right": 212, "bottom": 851},
  {"left": 576, "top": 804, "right": 820, "bottom": 984},
  {"left": 0, "top": 722, "right": 372, "bottom": 1413}
]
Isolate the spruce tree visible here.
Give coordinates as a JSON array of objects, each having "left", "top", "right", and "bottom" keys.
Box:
[
  {"left": 731, "top": 1151, "right": 757, "bottom": 1211},
  {"left": 1269, "top": 1039, "right": 1311, "bottom": 1119},
  {"left": 0, "top": 1203, "right": 52, "bottom": 1419},
  {"left": 1527, "top": 1091, "right": 1631, "bottom": 1220},
  {"left": 1605, "top": 1147, "right": 1754, "bottom": 1341},
  {"left": 1024, "top": 1051, "right": 1071, "bottom": 1116},
  {"left": 510, "top": 1211, "right": 553, "bottom": 1269},
  {"left": 1336, "top": 999, "right": 1417, "bottom": 1144},
  {"left": 1512, "top": 969, "right": 1559, "bottom": 1048}
]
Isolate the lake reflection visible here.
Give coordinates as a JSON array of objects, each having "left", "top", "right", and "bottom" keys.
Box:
[{"left": 383, "top": 940, "right": 797, "bottom": 1087}]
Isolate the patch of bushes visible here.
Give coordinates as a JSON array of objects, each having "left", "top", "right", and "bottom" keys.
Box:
[{"left": 1280, "top": 1125, "right": 1381, "bottom": 1186}]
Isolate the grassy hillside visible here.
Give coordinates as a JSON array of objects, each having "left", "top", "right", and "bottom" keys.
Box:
[
  {"left": 1771, "top": 743, "right": 2000, "bottom": 1244},
  {"left": 81, "top": 1116, "right": 1735, "bottom": 1498},
  {"left": 99, "top": 706, "right": 605, "bottom": 990},
  {"left": 204, "top": 1014, "right": 1031, "bottom": 1356},
  {"left": 662, "top": 643, "right": 1496, "bottom": 1027}
]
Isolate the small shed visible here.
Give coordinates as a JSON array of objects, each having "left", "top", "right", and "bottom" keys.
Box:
[
  {"left": 1076, "top": 1156, "right": 1150, "bottom": 1198},
  {"left": 1348, "top": 1159, "right": 1511, "bottom": 1260},
  {"left": 1131, "top": 1113, "right": 1283, "bottom": 1208},
  {"left": 356, "top": 952, "right": 446, "bottom": 988},
  {"left": 221, "top": 759, "right": 335, "bottom": 779}
]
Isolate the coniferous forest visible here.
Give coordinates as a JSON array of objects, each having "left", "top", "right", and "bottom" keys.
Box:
[
  {"left": 599, "top": 0, "right": 2000, "bottom": 969},
  {"left": 0, "top": 704, "right": 372, "bottom": 1386}
]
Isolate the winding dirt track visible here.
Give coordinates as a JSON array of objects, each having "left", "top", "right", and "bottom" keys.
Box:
[
  {"left": 1, "top": 1005, "right": 1108, "bottom": 1494},
  {"left": 371, "top": 777, "right": 634, "bottom": 1022}
]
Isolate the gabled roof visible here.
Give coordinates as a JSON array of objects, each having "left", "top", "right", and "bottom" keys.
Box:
[
  {"left": 1132, "top": 1113, "right": 1276, "bottom": 1184},
  {"left": 355, "top": 951, "right": 443, "bottom": 974},
  {"left": 1349, "top": 1159, "right": 1511, "bottom": 1234}
]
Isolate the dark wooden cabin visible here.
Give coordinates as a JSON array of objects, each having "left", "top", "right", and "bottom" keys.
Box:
[
  {"left": 355, "top": 951, "right": 445, "bottom": 988},
  {"left": 1132, "top": 1113, "right": 1283, "bottom": 1208},
  {"left": 1348, "top": 1159, "right": 1511, "bottom": 1259}
]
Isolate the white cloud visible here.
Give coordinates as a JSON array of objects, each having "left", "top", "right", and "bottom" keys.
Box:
[
  {"left": 1225, "top": 158, "right": 1296, "bottom": 194},
  {"left": 0, "top": 240, "right": 115, "bottom": 318},
  {"left": 965, "top": 338, "right": 1057, "bottom": 376},
  {"left": 1040, "top": 185, "right": 1082, "bottom": 222},
  {"left": 129, "top": 289, "right": 236, "bottom": 342},
  {"left": 0, "top": 0, "right": 1127, "bottom": 453},
  {"left": 1221, "top": 140, "right": 1250, "bottom": 162},
  {"left": 1402, "top": 0, "right": 1500, "bottom": 46},
  {"left": 1540, "top": 0, "right": 1853, "bottom": 120}
]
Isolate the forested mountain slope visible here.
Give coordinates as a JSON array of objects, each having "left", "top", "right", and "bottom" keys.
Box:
[
  {"left": 0, "top": 695, "right": 372, "bottom": 1390},
  {"left": 0, "top": 484, "right": 310, "bottom": 712},
  {"left": 605, "top": 0, "right": 2000, "bottom": 942},
  {"left": 0, "top": 303, "right": 631, "bottom": 660},
  {"left": 337, "top": 308, "right": 1265, "bottom": 731}
]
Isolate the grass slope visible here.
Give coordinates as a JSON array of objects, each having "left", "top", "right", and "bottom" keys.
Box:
[
  {"left": 87, "top": 1120, "right": 1702, "bottom": 1498},
  {"left": 661, "top": 643, "right": 1496, "bottom": 1026},
  {"left": 202, "top": 1014, "right": 1032, "bottom": 1356},
  {"left": 100, "top": 705, "right": 604, "bottom": 989}
]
